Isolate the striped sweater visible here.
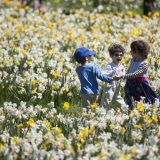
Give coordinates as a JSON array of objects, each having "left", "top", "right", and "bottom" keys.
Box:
[{"left": 123, "top": 58, "right": 148, "bottom": 79}]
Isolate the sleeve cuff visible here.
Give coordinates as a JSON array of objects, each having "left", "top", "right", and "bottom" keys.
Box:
[{"left": 109, "top": 77, "right": 113, "bottom": 83}]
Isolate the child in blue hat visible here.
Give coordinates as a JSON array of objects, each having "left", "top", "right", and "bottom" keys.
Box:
[{"left": 73, "top": 47, "right": 119, "bottom": 109}]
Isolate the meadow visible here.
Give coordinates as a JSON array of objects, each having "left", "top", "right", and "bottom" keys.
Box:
[{"left": 0, "top": 1, "right": 160, "bottom": 160}]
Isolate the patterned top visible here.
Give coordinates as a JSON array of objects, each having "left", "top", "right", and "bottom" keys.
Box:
[
  {"left": 123, "top": 58, "right": 148, "bottom": 79},
  {"left": 102, "top": 62, "right": 125, "bottom": 77}
]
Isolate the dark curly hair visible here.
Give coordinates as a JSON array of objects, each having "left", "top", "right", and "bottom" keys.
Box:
[
  {"left": 131, "top": 40, "right": 150, "bottom": 59},
  {"left": 108, "top": 43, "right": 125, "bottom": 57}
]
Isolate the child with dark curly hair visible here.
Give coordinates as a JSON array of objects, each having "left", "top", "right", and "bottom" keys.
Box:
[
  {"left": 120, "top": 40, "right": 159, "bottom": 109},
  {"left": 100, "top": 43, "right": 127, "bottom": 112}
]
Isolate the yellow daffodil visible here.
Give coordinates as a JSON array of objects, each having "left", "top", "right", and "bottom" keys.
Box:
[
  {"left": 15, "top": 60, "right": 20, "bottom": 66},
  {"left": 153, "top": 11, "right": 160, "bottom": 17},
  {"left": 90, "top": 102, "right": 98, "bottom": 109},
  {"left": 130, "top": 27, "right": 140, "bottom": 36},
  {"left": 142, "top": 114, "right": 149, "bottom": 120},
  {"left": 27, "top": 118, "right": 34, "bottom": 127},
  {"left": 52, "top": 34, "right": 57, "bottom": 41},
  {"left": 77, "top": 143, "right": 81, "bottom": 150},
  {"left": 57, "top": 19, "right": 63, "bottom": 24},
  {"left": 121, "top": 154, "right": 130, "bottom": 160},
  {"left": 5, "top": 29, "right": 11, "bottom": 35},
  {"left": 156, "top": 58, "right": 160, "bottom": 64},
  {"left": 146, "top": 119, "right": 152, "bottom": 127},
  {"left": 127, "top": 11, "right": 133, "bottom": 17},
  {"left": 25, "top": 6, "right": 30, "bottom": 10},
  {"left": 40, "top": 139, "right": 50, "bottom": 149},
  {"left": 68, "top": 31, "right": 73, "bottom": 39},
  {"left": 89, "top": 126, "right": 95, "bottom": 134},
  {"left": 129, "top": 146, "right": 136, "bottom": 155},
  {"left": 119, "top": 127, "right": 126, "bottom": 135},
  {"left": 117, "top": 35, "right": 126, "bottom": 42},
  {"left": 80, "top": 138, "right": 85, "bottom": 144},
  {"left": 52, "top": 127, "right": 62, "bottom": 136},
  {"left": 16, "top": 24, "right": 23, "bottom": 31},
  {"left": 152, "top": 115, "right": 158, "bottom": 122},
  {"left": 105, "top": 26, "right": 109, "bottom": 32},
  {"left": 97, "top": 151, "right": 108, "bottom": 159},
  {"left": 11, "top": 137, "right": 19, "bottom": 145},
  {"left": 52, "top": 85, "right": 59, "bottom": 91},
  {"left": 137, "top": 103, "right": 144, "bottom": 112},
  {"left": 63, "top": 102, "right": 70, "bottom": 110},
  {"left": 17, "top": 123, "right": 23, "bottom": 129},
  {"left": 26, "top": 60, "right": 33, "bottom": 66},
  {"left": 31, "top": 88, "right": 37, "bottom": 94},
  {"left": 121, "top": 57, "right": 126, "bottom": 64},
  {"left": 63, "top": 68, "right": 68, "bottom": 74},
  {"left": 0, "top": 143, "right": 4, "bottom": 150},
  {"left": 43, "top": 120, "right": 51, "bottom": 131},
  {"left": 134, "top": 124, "right": 142, "bottom": 129},
  {"left": 79, "top": 128, "right": 89, "bottom": 139},
  {"left": 31, "top": 79, "right": 37, "bottom": 86},
  {"left": 146, "top": 56, "right": 151, "bottom": 63},
  {"left": 53, "top": 70, "right": 60, "bottom": 78}
]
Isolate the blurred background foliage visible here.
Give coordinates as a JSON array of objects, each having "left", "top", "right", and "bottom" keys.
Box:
[
  {"left": 44, "top": 0, "right": 160, "bottom": 15},
  {"left": 1, "top": 0, "right": 159, "bottom": 15}
]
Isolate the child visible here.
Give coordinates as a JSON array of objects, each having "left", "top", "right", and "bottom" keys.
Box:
[
  {"left": 73, "top": 47, "right": 118, "bottom": 109},
  {"left": 100, "top": 43, "right": 126, "bottom": 112},
  {"left": 120, "top": 40, "right": 159, "bottom": 109}
]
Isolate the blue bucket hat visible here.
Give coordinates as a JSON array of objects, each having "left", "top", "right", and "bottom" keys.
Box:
[{"left": 73, "top": 47, "right": 96, "bottom": 61}]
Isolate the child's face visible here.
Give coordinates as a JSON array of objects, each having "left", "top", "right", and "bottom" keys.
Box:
[
  {"left": 131, "top": 50, "right": 136, "bottom": 58},
  {"left": 111, "top": 52, "right": 123, "bottom": 65},
  {"left": 131, "top": 50, "right": 142, "bottom": 60},
  {"left": 86, "top": 56, "right": 92, "bottom": 62}
]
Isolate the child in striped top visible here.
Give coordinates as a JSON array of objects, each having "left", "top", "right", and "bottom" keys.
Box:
[{"left": 120, "top": 40, "right": 159, "bottom": 109}]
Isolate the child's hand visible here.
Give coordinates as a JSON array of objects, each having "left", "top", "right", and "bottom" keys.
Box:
[{"left": 113, "top": 76, "right": 122, "bottom": 81}]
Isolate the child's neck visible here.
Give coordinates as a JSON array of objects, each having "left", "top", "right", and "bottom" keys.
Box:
[
  {"left": 81, "top": 61, "right": 89, "bottom": 66},
  {"left": 112, "top": 61, "right": 120, "bottom": 65},
  {"left": 134, "top": 57, "right": 145, "bottom": 62}
]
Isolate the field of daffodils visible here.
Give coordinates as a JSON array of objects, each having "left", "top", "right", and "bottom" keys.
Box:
[{"left": 0, "top": 1, "right": 160, "bottom": 160}]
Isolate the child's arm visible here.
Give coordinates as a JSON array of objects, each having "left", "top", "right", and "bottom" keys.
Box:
[
  {"left": 122, "top": 63, "right": 148, "bottom": 79},
  {"left": 94, "top": 66, "right": 113, "bottom": 83}
]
